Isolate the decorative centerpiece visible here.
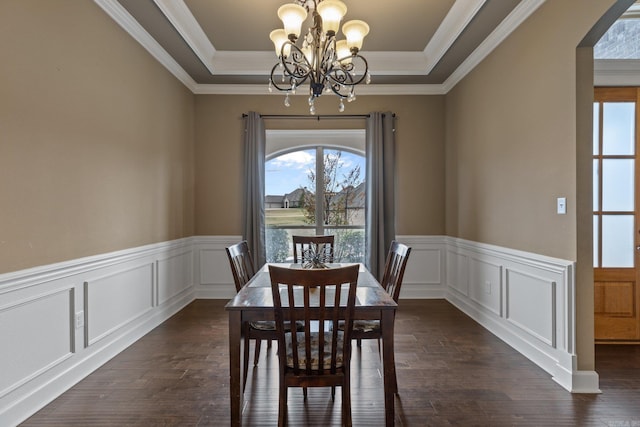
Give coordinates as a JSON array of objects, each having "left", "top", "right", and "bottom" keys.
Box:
[{"left": 302, "top": 243, "right": 332, "bottom": 269}]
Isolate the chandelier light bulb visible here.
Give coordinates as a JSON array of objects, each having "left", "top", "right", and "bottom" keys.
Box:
[
  {"left": 277, "top": 3, "right": 307, "bottom": 39},
  {"left": 269, "top": 29, "right": 290, "bottom": 57},
  {"left": 316, "top": 0, "right": 347, "bottom": 35},
  {"left": 342, "top": 19, "right": 369, "bottom": 51},
  {"left": 335, "top": 40, "right": 352, "bottom": 63}
]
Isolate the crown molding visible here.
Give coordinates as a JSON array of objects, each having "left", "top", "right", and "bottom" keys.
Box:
[
  {"left": 153, "top": 0, "right": 216, "bottom": 74},
  {"left": 441, "top": 0, "right": 546, "bottom": 93},
  {"left": 423, "top": 0, "right": 487, "bottom": 74},
  {"left": 192, "top": 83, "right": 447, "bottom": 96},
  {"left": 594, "top": 59, "right": 640, "bottom": 86},
  {"left": 93, "top": 0, "right": 198, "bottom": 92}
]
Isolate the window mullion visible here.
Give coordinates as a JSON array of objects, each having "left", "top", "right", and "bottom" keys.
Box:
[{"left": 315, "top": 146, "right": 323, "bottom": 235}]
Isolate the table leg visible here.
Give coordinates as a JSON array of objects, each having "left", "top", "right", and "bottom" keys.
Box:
[
  {"left": 229, "top": 311, "right": 243, "bottom": 427},
  {"left": 381, "top": 310, "right": 396, "bottom": 426}
]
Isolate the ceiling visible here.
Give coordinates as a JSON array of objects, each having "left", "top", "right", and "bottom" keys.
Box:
[{"left": 94, "top": 0, "right": 549, "bottom": 95}]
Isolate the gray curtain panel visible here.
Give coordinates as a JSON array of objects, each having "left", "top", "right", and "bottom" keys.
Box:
[
  {"left": 242, "top": 112, "right": 266, "bottom": 267},
  {"left": 365, "top": 112, "right": 396, "bottom": 281}
]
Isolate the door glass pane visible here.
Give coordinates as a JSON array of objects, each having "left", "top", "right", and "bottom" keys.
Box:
[
  {"left": 593, "top": 159, "right": 599, "bottom": 211},
  {"left": 601, "top": 215, "right": 634, "bottom": 267},
  {"left": 602, "top": 159, "right": 635, "bottom": 211},
  {"left": 593, "top": 102, "right": 600, "bottom": 155},
  {"left": 603, "top": 102, "right": 635, "bottom": 155},
  {"left": 593, "top": 215, "right": 599, "bottom": 268}
]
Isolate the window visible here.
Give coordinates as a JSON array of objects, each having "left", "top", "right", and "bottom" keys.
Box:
[
  {"left": 264, "top": 131, "right": 366, "bottom": 263},
  {"left": 593, "top": 91, "right": 637, "bottom": 268}
]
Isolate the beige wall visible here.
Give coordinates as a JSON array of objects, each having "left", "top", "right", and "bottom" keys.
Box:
[
  {"left": 194, "top": 95, "right": 445, "bottom": 237},
  {"left": 445, "top": 0, "right": 616, "bottom": 371},
  {"left": 0, "top": 1, "right": 195, "bottom": 274},
  {"left": 445, "top": 0, "right": 616, "bottom": 259}
]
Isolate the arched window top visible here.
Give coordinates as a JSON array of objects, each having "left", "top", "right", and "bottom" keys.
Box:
[{"left": 265, "top": 129, "right": 365, "bottom": 160}]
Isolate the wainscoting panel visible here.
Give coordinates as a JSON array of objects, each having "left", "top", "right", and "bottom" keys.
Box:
[
  {"left": 157, "top": 249, "right": 193, "bottom": 306},
  {"left": 469, "top": 257, "right": 502, "bottom": 316},
  {"left": 396, "top": 236, "right": 446, "bottom": 298},
  {"left": 0, "top": 288, "right": 74, "bottom": 399},
  {"left": 505, "top": 268, "right": 556, "bottom": 347},
  {"left": 446, "top": 249, "right": 469, "bottom": 296},
  {"left": 0, "top": 239, "right": 195, "bottom": 427},
  {"left": 194, "top": 236, "right": 243, "bottom": 299},
  {"left": 84, "top": 263, "right": 154, "bottom": 347}
]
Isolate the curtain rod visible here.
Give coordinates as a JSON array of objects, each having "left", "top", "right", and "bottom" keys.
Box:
[{"left": 242, "top": 113, "right": 372, "bottom": 120}]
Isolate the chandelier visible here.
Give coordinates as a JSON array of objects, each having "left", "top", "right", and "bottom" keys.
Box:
[{"left": 269, "top": 0, "right": 371, "bottom": 114}]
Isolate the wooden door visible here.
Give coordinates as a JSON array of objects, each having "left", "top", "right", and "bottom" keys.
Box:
[{"left": 594, "top": 87, "right": 640, "bottom": 342}]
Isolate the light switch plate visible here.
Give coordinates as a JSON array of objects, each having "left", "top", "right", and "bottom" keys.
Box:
[{"left": 557, "top": 197, "right": 566, "bottom": 214}]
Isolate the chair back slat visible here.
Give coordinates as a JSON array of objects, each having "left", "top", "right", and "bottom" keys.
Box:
[
  {"left": 225, "top": 241, "right": 256, "bottom": 292},
  {"left": 292, "top": 235, "right": 335, "bottom": 264},
  {"left": 380, "top": 241, "right": 412, "bottom": 302},
  {"left": 269, "top": 265, "right": 358, "bottom": 377}
]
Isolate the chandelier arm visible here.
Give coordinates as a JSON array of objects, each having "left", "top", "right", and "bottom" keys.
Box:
[
  {"left": 269, "top": 63, "right": 309, "bottom": 92},
  {"left": 324, "top": 55, "right": 369, "bottom": 90},
  {"left": 281, "top": 42, "right": 313, "bottom": 80}
]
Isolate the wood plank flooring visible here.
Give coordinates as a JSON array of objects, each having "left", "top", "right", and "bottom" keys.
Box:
[{"left": 21, "top": 300, "right": 640, "bottom": 426}]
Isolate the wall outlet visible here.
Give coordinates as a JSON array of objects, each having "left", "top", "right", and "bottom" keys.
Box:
[{"left": 75, "top": 311, "right": 84, "bottom": 329}]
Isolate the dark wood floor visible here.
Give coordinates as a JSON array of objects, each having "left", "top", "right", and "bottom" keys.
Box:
[{"left": 21, "top": 299, "right": 640, "bottom": 426}]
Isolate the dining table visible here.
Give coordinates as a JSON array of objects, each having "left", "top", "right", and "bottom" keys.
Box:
[{"left": 225, "top": 263, "right": 398, "bottom": 426}]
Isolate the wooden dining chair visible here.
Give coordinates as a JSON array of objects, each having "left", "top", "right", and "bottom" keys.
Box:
[
  {"left": 269, "top": 264, "right": 359, "bottom": 427},
  {"left": 351, "top": 241, "right": 411, "bottom": 351},
  {"left": 226, "top": 241, "right": 277, "bottom": 391},
  {"left": 292, "top": 235, "right": 335, "bottom": 265}
]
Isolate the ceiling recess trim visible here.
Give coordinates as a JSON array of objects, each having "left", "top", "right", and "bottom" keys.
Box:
[
  {"left": 153, "top": 0, "right": 217, "bottom": 74},
  {"left": 423, "top": 0, "right": 487, "bottom": 74},
  {"left": 442, "top": 0, "right": 546, "bottom": 93},
  {"left": 93, "top": 0, "right": 198, "bottom": 91}
]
